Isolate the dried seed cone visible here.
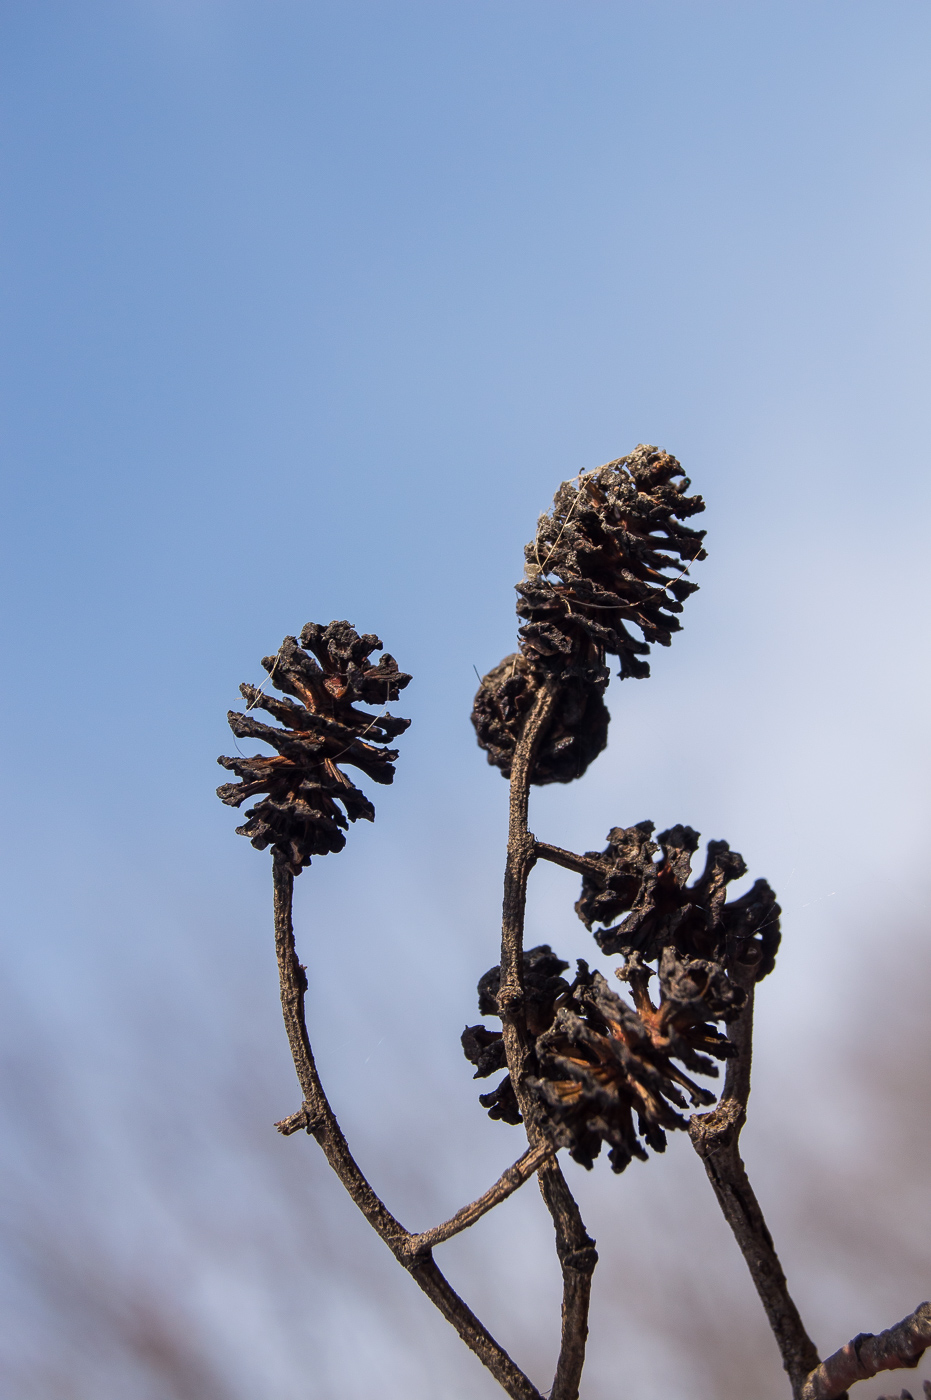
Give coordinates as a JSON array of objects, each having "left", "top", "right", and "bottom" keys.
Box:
[
  {"left": 463, "top": 945, "right": 743, "bottom": 1171},
  {"left": 470, "top": 653, "right": 610, "bottom": 785},
  {"left": 531, "top": 954, "right": 743, "bottom": 1172},
  {"left": 519, "top": 444, "right": 706, "bottom": 680},
  {"left": 575, "top": 822, "right": 781, "bottom": 981},
  {"left": 472, "top": 445, "right": 706, "bottom": 785},
  {"left": 217, "top": 621, "right": 410, "bottom": 875}
]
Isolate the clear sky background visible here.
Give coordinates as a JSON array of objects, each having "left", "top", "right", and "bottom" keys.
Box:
[{"left": 2, "top": 4, "right": 931, "bottom": 1398}]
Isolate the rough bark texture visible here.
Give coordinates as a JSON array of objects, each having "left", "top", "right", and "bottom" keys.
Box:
[
  {"left": 271, "top": 860, "right": 545, "bottom": 1400},
  {"left": 218, "top": 622, "right": 558, "bottom": 1400},
  {"left": 495, "top": 679, "right": 598, "bottom": 1400},
  {"left": 408, "top": 1142, "right": 555, "bottom": 1254},
  {"left": 800, "top": 1304, "right": 931, "bottom": 1400},
  {"left": 688, "top": 957, "right": 822, "bottom": 1397}
]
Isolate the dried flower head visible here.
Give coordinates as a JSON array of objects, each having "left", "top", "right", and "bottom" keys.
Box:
[
  {"left": 472, "top": 445, "right": 706, "bottom": 784},
  {"left": 575, "top": 821, "right": 781, "bottom": 980},
  {"left": 217, "top": 621, "right": 410, "bottom": 875},
  {"left": 463, "top": 946, "right": 742, "bottom": 1170}
]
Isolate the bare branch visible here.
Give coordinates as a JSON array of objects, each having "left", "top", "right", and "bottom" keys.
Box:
[
  {"left": 408, "top": 1141, "right": 555, "bottom": 1254},
  {"left": 272, "top": 862, "right": 405, "bottom": 1243},
  {"left": 688, "top": 962, "right": 821, "bottom": 1398},
  {"left": 274, "top": 1106, "right": 315, "bottom": 1136},
  {"left": 800, "top": 1303, "right": 931, "bottom": 1400},
  {"left": 497, "top": 682, "right": 556, "bottom": 1025},
  {"left": 498, "top": 680, "right": 598, "bottom": 1400},
  {"left": 271, "top": 861, "right": 545, "bottom": 1400},
  {"left": 221, "top": 452, "right": 860, "bottom": 1400},
  {"left": 533, "top": 840, "right": 605, "bottom": 881},
  {"left": 537, "top": 1158, "right": 598, "bottom": 1400},
  {"left": 404, "top": 1256, "right": 545, "bottom": 1400}
]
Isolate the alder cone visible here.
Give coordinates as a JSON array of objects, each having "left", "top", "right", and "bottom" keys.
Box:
[
  {"left": 518, "top": 445, "right": 706, "bottom": 685},
  {"left": 531, "top": 954, "right": 743, "bottom": 1172},
  {"left": 471, "top": 654, "right": 609, "bottom": 785},
  {"left": 217, "top": 621, "right": 410, "bottom": 875},
  {"left": 463, "top": 946, "right": 743, "bottom": 1171},
  {"left": 473, "top": 445, "right": 706, "bottom": 786},
  {"left": 576, "top": 821, "right": 781, "bottom": 981}
]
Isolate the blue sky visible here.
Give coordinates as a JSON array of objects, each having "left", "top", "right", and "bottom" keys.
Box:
[{"left": 2, "top": 4, "right": 931, "bottom": 1397}]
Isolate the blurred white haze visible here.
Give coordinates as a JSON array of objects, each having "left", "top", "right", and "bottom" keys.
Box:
[{"left": 1, "top": 3, "right": 930, "bottom": 1398}]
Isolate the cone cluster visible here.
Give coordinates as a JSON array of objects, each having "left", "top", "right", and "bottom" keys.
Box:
[{"left": 462, "top": 824, "right": 780, "bottom": 1170}]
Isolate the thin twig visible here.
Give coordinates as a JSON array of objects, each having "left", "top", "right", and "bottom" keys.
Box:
[
  {"left": 537, "top": 1161, "right": 598, "bottom": 1400},
  {"left": 408, "top": 1141, "right": 556, "bottom": 1255},
  {"left": 800, "top": 1302, "right": 931, "bottom": 1400},
  {"left": 534, "top": 840, "right": 605, "bottom": 881},
  {"left": 498, "top": 679, "right": 598, "bottom": 1400},
  {"left": 498, "top": 681, "right": 556, "bottom": 1021},
  {"left": 688, "top": 957, "right": 821, "bottom": 1398},
  {"left": 271, "top": 861, "right": 544, "bottom": 1400}
]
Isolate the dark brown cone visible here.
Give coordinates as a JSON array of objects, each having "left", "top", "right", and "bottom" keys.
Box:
[
  {"left": 463, "top": 947, "right": 742, "bottom": 1170},
  {"left": 576, "top": 822, "right": 781, "bottom": 982},
  {"left": 529, "top": 956, "right": 741, "bottom": 1172},
  {"left": 471, "top": 653, "right": 609, "bottom": 785},
  {"left": 518, "top": 444, "right": 706, "bottom": 685},
  {"left": 217, "top": 621, "right": 411, "bottom": 875},
  {"left": 472, "top": 445, "right": 706, "bottom": 786}
]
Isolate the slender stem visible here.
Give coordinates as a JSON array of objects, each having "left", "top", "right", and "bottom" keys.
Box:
[
  {"left": 533, "top": 840, "right": 605, "bottom": 882},
  {"left": 498, "top": 680, "right": 597, "bottom": 1400},
  {"left": 800, "top": 1302, "right": 931, "bottom": 1400},
  {"left": 537, "top": 1161, "right": 598, "bottom": 1400},
  {"left": 498, "top": 683, "right": 556, "bottom": 1028},
  {"left": 409, "top": 1141, "right": 555, "bottom": 1254},
  {"left": 272, "top": 863, "right": 404, "bottom": 1241},
  {"left": 688, "top": 962, "right": 821, "bottom": 1398},
  {"left": 272, "top": 861, "right": 544, "bottom": 1400}
]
